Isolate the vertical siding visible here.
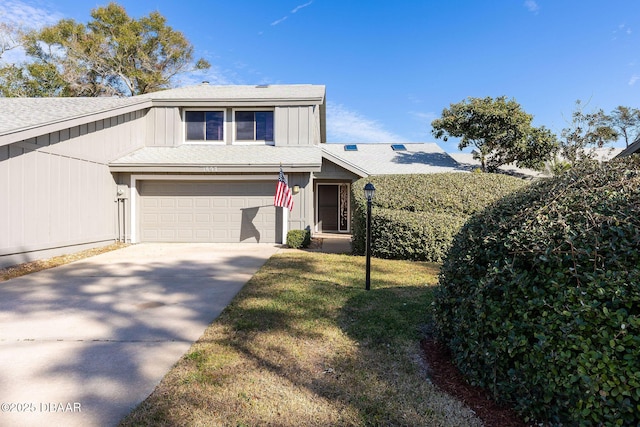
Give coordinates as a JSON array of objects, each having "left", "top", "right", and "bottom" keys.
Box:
[
  {"left": 287, "top": 173, "right": 313, "bottom": 232},
  {"left": 0, "top": 110, "right": 147, "bottom": 267},
  {"left": 275, "top": 106, "right": 318, "bottom": 146},
  {"left": 146, "top": 107, "right": 181, "bottom": 147}
]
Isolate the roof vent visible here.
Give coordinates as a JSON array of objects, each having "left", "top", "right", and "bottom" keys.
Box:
[
  {"left": 256, "top": 84, "right": 270, "bottom": 88},
  {"left": 201, "top": 81, "right": 209, "bottom": 84},
  {"left": 344, "top": 144, "right": 358, "bottom": 151},
  {"left": 391, "top": 144, "right": 407, "bottom": 151}
]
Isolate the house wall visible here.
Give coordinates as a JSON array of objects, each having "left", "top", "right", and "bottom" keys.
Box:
[
  {"left": 0, "top": 110, "right": 148, "bottom": 268},
  {"left": 287, "top": 172, "right": 314, "bottom": 233},
  {"left": 145, "top": 107, "right": 182, "bottom": 146},
  {"left": 145, "top": 105, "right": 321, "bottom": 147},
  {"left": 314, "top": 158, "right": 361, "bottom": 181},
  {"left": 274, "top": 106, "right": 319, "bottom": 146}
]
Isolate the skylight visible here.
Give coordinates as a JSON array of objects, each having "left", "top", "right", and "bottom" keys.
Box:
[
  {"left": 391, "top": 144, "right": 407, "bottom": 151},
  {"left": 344, "top": 144, "right": 358, "bottom": 151}
]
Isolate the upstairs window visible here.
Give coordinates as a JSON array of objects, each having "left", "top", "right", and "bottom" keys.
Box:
[
  {"left": 235, "top": 111, "right": 274, "bottom": 143},
  {"left": 185, "top": 111, "right": 224, "bottom": 142}
]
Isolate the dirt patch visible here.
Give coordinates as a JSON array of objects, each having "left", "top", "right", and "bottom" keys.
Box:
[
  {"left": 0, "top": 242, "right": 128, "bottom": 282},
  {"left": 421, "top": 337, "right": 529, "bottom": 427}
]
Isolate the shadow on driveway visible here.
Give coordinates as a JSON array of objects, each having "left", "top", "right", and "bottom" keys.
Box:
[{"left": 0, "top": 243, "right": 280, "bottom": 427}]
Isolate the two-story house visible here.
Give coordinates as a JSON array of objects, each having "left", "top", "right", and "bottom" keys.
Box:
[{"left": 0, "top": 83, "right": 460, "bottom": 267}]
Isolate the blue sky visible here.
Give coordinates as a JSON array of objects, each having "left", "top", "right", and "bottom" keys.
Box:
[{"left": 2, "top": 0, "right": 640, "bottom": 152}]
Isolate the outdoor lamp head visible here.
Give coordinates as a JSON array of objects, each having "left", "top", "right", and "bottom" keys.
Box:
[{"left": 364, "top": 182, "right": 376, "bottom": 201}]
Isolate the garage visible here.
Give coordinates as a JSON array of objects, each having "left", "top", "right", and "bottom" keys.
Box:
[{"left": 138, "top": 180, "right": 280, "bottom": 243}]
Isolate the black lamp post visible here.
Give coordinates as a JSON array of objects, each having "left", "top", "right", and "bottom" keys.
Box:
[{"left": 364, "top": 182, "right": 376, "bottom": 291}]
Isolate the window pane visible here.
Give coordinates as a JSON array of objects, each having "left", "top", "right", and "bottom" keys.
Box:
[
  {"left": 255, "top": 111, "right": 274, "bottom": 141},
  {"left": 236, "top": 111, "right": 255, "bottom": 140},
  {"left": 205, "top": 111, "right": 224, "bottom": 140},
  {"left": 185, "top": 111, "right": 205, "bottom": 140}
]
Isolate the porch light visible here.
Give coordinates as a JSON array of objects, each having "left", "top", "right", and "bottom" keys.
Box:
[
  {"left": 364, "top": 182, "right": 375, "bottom": 291},
  {"left": 364, "top": 182, "right": 376, "bottom": 202},
  {"left": 292, "top": 185, "right": 300, "bottom": 194}
]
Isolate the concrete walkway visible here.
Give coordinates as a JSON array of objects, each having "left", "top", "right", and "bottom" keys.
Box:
[
  {"left": 0, "top": 243, "right": 279, "bottom": 427},
  {"left": 313, "top": 233, "right": 352, "bottom": 254}
]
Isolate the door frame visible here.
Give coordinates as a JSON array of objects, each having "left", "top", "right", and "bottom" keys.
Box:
[{"left": 314, "top": 182, "right": 350, "bottom": 233}]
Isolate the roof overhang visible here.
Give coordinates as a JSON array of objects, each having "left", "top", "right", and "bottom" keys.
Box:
[
  {"left": 109, "top": 145, "right": 322, "bottom": 174},
  {"left": 0, "top": 99, "right": 152, "bottom": 148},
  {"left": 320, "top": 147, "right": 369, "bottom": 178}
]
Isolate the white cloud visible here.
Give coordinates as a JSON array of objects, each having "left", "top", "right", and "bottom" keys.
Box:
[
  {"left": 0, "top": 1, "right": 63, "bottom": 65},
  {"left": 271, "top": 16, "right": 288, "bottom": 26},
  {"left": 524, "top": 0, "right": 539, "bottom": 13},
  {"left": 629, "top": 74, "right": 640, "bottom": 86},
  {"left": 291, "top": 1, "right": 313, "bottom": 14},
  {"left": 326, "top": 102, "right": 406, "bottom": 143},
  {"left": 270, "top": 1, "right": 313, "bottom": 28},
  {"left": 0, "top": 0, "right": 62, "bottom": 29}
]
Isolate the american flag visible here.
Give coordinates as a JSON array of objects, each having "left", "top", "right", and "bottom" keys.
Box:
[{"left": 274, "top": 167, "right": 294, "bottom": 211}]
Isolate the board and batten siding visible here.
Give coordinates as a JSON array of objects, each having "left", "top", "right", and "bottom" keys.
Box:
[
  {"left": 145, "top": 105, "right": 321, "bottom": 147},
  {"left": 274, "top": 106, "right": 319, "bottom": 146},
  {"left": 0, "top": 110, "right": 147, "bottom": 268},
  {"left": 286, "top": 172, "right": 314, "bottom": 233},
  {"left": 145, "top": 107, "right": 182, "bottom": 147}
]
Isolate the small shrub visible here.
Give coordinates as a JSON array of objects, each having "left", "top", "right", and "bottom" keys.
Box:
[
  {"left": 286, "top": 229, "right": 311, "bottom": 249},
  {"left": 352, "top": 173, "right": 528, "bottom": 261},
  {"left": 434, "top": 156, "right": 640, "bottom": 425}
]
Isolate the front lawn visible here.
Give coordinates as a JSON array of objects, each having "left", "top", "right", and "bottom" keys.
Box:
[{"left": 119, "top": 252, "right": 481, "bottom": 426}]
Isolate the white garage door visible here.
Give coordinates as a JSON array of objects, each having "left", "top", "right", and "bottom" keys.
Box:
[{"left": 139, "top": 180, "right": 279, "bottom": 243}]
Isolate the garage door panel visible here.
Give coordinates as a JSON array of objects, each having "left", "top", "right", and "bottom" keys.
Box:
[{"left": 139, "top": 180, "right": 279, "bottom": 243}]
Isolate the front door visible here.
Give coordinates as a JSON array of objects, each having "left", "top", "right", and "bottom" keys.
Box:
[
  {"left": 317, "top": 183, "right": 350, "bottom": 233},
  {"left": 318, "top": 185, "right": 338, "bottom": 232}
]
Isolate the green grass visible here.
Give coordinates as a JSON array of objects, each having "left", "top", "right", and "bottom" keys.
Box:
[{"left": 119, "top": 252, "right": 481, "bottom": 426}]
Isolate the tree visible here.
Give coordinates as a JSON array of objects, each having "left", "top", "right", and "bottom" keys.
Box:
[
  {"left": 559, "top": 100, "right": 618, "bottom": 167},
  {"left": 431, "top": 96, "right": 558, "bottom": 172},
  {"left": 0, "top": 2, "right": 210, "bottom": 97},
  {"left": 606, "top": 105, "right": 640, "bottom": 148}
]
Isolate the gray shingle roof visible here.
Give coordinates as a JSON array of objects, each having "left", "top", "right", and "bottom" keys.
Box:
[
  {"left": 322, "top": 143, "right": 464, "bottom": 175},
  {"left": 0, "top": 97, "right": 148, "bottom": 135},
  {"left": 110, "top": 145, "right": 322, "bottom": 168},
  {"left": 142, "top": 83, "right": 325, "bottom": 102}
]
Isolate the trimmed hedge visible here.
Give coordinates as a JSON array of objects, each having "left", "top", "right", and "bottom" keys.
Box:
[
  {"left": 434, "top": 156, "right": 640, "bottom": 425},
  {"left": 352, "top": 173, "right": 528, "bottom": 262},
  {"left": 286, "top": 229, "right": 311, "bottom": 249}
]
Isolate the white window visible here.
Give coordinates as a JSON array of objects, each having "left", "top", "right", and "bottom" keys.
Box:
[
  {"left": 184, "top": 110, "right": 225, "bottom": 143},
  {"left": 234, "top": 110, "right": 274, "bottom": 144}
]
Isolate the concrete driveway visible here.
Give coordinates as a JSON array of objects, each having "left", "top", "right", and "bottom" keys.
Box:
[{"left": 0, "top": 243, "right": 280, "bottom": 427}]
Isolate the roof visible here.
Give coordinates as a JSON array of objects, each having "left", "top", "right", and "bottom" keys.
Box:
[
  {"left": 321, "top": 143, "right": 464, "bottom": 176},
  {"left": 109, "top": 145, "right": 322, "bottom": 173},
  {"left": 0, "top": 97, "right": 149, "bottom": 144},
  {"left": 144, "top": 83, "right": 325, "bottom": 104},
  {"left": 616, "top": 138, "right": 640, "bottom": 157}
]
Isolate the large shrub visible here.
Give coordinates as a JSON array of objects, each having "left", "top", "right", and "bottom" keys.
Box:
[
  {"left": 352, "top": 173, "right": 528, "bottom": 262},
  {"left": 434, "top": 156, "right": 640, "bottom": 425}
]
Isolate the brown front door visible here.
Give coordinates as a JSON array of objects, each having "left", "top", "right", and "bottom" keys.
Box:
[{"left": 318, "top": 185, "right": 339, "bottom": 232}]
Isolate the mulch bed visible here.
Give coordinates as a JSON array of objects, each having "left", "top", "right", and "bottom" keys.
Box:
[{"left": 421, "top": 337, "right": 529, "bottom": 427}]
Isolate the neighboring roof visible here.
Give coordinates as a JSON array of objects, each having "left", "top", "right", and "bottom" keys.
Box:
[
  {"left": 109, "top": 145, "right": 322, "bottom": 173},
  {"left": 446, "top": 152, "right": 545, "bottom": 178},
  {"left": 0, "top": 97, "right": 150, "bottom": 146},
  {"left": 144, "top": 83, "right": 325, "bottom": 104},
  {"left": 321, "top": 143, "right": 463, "bottom": 176},
  {"left": 616, "top": 138, "right": 640, "bottom": 157}
]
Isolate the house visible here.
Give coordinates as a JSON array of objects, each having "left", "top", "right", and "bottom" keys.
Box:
[{"left": 0, "top": 83, "right": 461, "bottom": 268}]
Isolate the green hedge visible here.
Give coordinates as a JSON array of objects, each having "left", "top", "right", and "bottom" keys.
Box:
[
  {"left": 434, "top": 156, "right": 640, "bottom": 425},
  {"left": 352, "top": 173, "right": 528, "bottom": 262}
]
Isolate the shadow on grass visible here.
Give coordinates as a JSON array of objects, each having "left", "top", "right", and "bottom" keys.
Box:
[{"left": 122, "top": 252, "right": 481, "bottom": 426}]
